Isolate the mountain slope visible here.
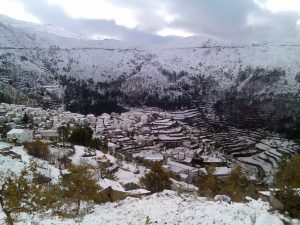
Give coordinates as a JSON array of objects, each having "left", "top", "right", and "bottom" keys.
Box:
[{"left": 0, "top": 14, "right": 300, "bottom": 103}]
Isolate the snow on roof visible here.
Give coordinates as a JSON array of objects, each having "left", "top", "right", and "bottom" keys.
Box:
[
  {"left": 108, "top": 142, "right": 116, "bottom": 147},
  {"left": 126, "top": 189, "right": 151, "bottom": 195},
  {"left": 179, "top": 173, "right": 189, "bottom": 179},
  {"left": 167, "top": 160, "right": 197, "bottom": 171},
  {"left": 259, "top": 191, "right": 271, "bottom": 197},
  {"left": 7, "top": 129, "right": 25, "bottom": 134},
  {"left": 201, "top": 156, "right": 224, "bottom": 162},
  {"left": 39, "top": 129, "right": 57, "bottom": 133},
  {"left": 145, "top": 155, "right": 164, "bottom": 161},
  {"left": 99, "top": 178, "right": 125, "bottom": 192},
  {"left": 214, "top": 167, "right": 232, "bottom": 176}
]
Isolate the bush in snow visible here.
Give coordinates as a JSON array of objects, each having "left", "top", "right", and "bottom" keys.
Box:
[
  {"left": 275, "top": 155, "right": 300, "bottom": 218},
  {"left": 140, "top": 161, "right": 172, "bottom": 193},
  {"left": 221, "top": 165, "right": 259, "bottom": 202},
  {"left": 59, "top": 164, "right": 103, "bottom": 217},
  {"left": 24, "top": 140, "right": 50, "bottom": 160},
  {"left": 0, "top": 164, "right": 54, "bottom": 225},
  {"left": 196, "top": 165, "right": 218, "bottom": 198}
]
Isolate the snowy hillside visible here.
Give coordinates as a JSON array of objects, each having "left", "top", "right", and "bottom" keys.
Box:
[
  {"left": 0, "top": 14, "right": 300, "bottom": 101},
  {"left": 0, "top": 14, "right": 134, "bottom": 49},
  {"left": 0, "top": 141, "right": 293, "bottom": 225},
  {"left": 0, "top": 190, "right": 290, "bottom": 225}
]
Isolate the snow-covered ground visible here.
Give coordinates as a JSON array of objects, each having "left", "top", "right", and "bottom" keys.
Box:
[
  {"left": 0, "top": 141, "right": 61, "bottom": 181},
  {"left": 116, "top": 167, "right": 146, "bottom": 184},
  {"left": 0, "top": 190, "right": 295, "bottom": 225},
  {"left": 0, "top": 152, "right": 25, "bottom": 175},
  {"left": 0, "top": 144, "right": 296, "bottom": 225}
]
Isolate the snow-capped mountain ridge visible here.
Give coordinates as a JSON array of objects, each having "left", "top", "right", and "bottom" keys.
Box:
[{"left": 0, "top": 14, "right": 299, "bottom": 103}]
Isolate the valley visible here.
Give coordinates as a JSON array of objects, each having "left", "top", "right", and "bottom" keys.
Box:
[{"left": 0, "top": 14, "right": 300, "bottom": 225}]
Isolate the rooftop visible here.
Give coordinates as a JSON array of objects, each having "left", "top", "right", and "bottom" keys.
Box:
[
  {"left": 99, "top": 178, "right": 126, "bottom": 192},
  {"left": 7, "top": 129, "right": 25, "bottom": 134}
]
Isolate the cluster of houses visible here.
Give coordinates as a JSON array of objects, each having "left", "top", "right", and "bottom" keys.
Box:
[{"left": 0, "top": 103, "right": 232, "bottom": 182}]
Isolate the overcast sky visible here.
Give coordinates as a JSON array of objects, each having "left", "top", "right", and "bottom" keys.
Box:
[{"left": 0, "top": 0, "right": 299, "bottom": 43}]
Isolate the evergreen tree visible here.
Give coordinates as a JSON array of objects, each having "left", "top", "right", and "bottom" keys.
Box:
[
  {"left": 139, "top": 162, "right": 171, "bottom": 193},
  {"left": 221, "top": 165, "right": 258, "bottom": 202},
  {"left": 0, "top": 123, "right": 10, "bottom": 138},
  {"left": 0, "top": 164, "right": 52, "bottom": 225},
  {"left": 89, "top": 137, "right": 102, "bottom": 149},
  {"left": 275, "top": 155, "right": 300, "bottom": 218},
  {"left": 57, "top": 125, "right": 70, "bottom": 145},
  {"left": 22, "top": 113, "right": 29, "bottom": 124},
  {"left": 68, "top": 126, "right": 93, "bottom": 146},
  {"left": 196, "top": 165, "right": 218, "bottom": 198},
  {"left": 60, "top": 164, "right": 102, "bottom": 216}
]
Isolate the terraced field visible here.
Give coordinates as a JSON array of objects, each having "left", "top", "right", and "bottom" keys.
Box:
[{"left": 176, "top": 107, "right": 300, "bottom": 183}]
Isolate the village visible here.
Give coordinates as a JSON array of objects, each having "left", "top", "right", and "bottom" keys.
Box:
[
  {"left": 0, "top": 102, "right": 299, "bottom": 203},
  {"left": 0, "top": 102, "right": 226, "bottom": 196}
]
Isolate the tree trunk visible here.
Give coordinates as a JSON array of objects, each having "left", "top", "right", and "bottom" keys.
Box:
[
  {"left": 0, "top": 195, "right": 14, "bottom": 225},
  {"left": 3, "top": 208, "right": 14, "bottom": 225},
  {"left": 76, "top": 199, "right": 81, "bottom": 216}
]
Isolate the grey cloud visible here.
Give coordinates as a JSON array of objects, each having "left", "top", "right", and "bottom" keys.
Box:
[
  {"left": 246, "top": 10, "right": 300, "bottom": 42},
  {"left": 109, "top": 0, "right": 300, "bottom": 42},
  {"left": 16, "top": 0, "right": 168, "bottom": 43},
  {"left": 167, "top": 0, "right": 256, "bottom": 37},
  {"left": 13, "top": 0, "right": 300, "bottom": 43}
]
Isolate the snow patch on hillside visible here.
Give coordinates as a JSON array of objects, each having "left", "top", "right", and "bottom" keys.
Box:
[{"left": 0, "top": 190, "right": 292, "bottom": 225}]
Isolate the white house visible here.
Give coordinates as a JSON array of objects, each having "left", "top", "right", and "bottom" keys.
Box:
[
  {"left": 39, "top": 129, "right": 59, "bottom": 142},
  {"left": 7, "top": 129, "right": 34, "bottom": 144}
]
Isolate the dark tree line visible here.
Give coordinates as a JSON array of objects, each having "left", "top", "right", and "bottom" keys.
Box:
[
  {"left": 58, "top": 125, "right": 103, "bottom": 149},
  {"left": 213, "top": 67, "right": 300, "bottom": 139},
  {"left": 60, "top": 75, "right": 125, "bottom": 116},
  {"left": 59, "top": 70, "right": 220, "bottom": 112},
  {"left": 214, "top": 95, "right": 300, "bottom": 139}
]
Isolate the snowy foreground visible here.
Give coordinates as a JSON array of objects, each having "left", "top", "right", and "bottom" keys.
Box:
[{"left": 1, "top": 191, "right": 295, "bottom": 225}]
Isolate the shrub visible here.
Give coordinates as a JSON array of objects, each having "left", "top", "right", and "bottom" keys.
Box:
[
  {"left": 221, "top": 165, "right": 258, "bottom": 202},
  {"left": 196, "top": 165, "right": 218, "bottom": 198},
  {"left": 275, "top": 155, "right": 300, "bottom": 218},
  {"left": 60, "top": 164, "right": 102, "bottom": 216},
  {"left": 140, "top": 161, "right": 171, "bottom": 193},
  {"left": 68, "top": 126, "right": 93, "bottom": 146},
  {"left": 24, "top": 140, "right": 50, "bottom": 159}
]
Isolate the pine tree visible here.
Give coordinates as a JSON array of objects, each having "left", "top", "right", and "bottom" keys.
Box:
[
  {"left": 221, "top": 165, "right": 255, "bottom": 202},
  {"left": 197, "top": 165, "right": 218, "bottom": 198},
  {"left": 275, "top": 155, "right": 300, "bottom": 218},
  {"left": 139, "top": 162, "right": 171, "bottom": 193},
  {"left": 57, "top": 125, "right": 70, "bottom": 146},
  {"left": 68, "top": 126, "right": 93, "bottom": 146},
  {"left": 22, "top": 113, "right": 29, "bottom": 124},
  {"left": 60, "top": 164, "right": 102, "bottom": 216},
  {"left": 0, "top": 164, "right": 51, "bottom": 225}
]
